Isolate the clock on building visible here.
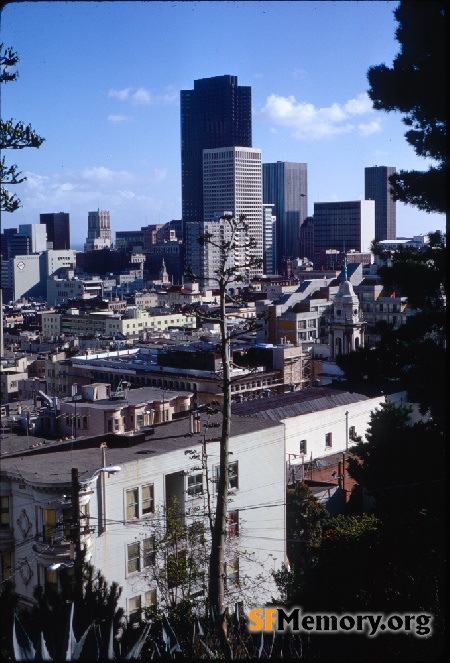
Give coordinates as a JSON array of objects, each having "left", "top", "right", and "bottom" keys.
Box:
[{"left": 17, "top": 260, "right": 25, "bottom": 270}]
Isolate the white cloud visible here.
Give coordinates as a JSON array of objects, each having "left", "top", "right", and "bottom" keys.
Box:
[
  {"left": 81, "top": 166, "right": 134, "bottom": 185},
  {"left": 260, "top": 92, "right": 377, "bottom": 140},
  {"left": 108, "top": 114, "right": 130, "bottom": 123},
  {"left": 108, "top": 85, "right": 178, "bottom": 106},
  {"left": 358, "top": 120, "right": 382, "bottom": 137},
  {"left": 132, "top": 87, "right": 152, "bottom": 105},
  {"left": 108, "top": 88, "right": 131, "bottom": 100}
]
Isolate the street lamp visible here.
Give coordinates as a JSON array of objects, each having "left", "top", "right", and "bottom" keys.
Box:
[
  {"left": 47, "top": 562, "right": 74, "bottom": 571},
  {"left": 78, "top": 465, "right": 122, "bottom": 485}
]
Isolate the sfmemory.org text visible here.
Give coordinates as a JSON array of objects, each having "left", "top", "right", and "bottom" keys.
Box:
[{"left": 247, "top": 608, "right": 433, "bottom": 637}]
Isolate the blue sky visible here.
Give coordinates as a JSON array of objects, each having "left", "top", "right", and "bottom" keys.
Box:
[{"left": 1, "top": 0, "right": 445, "bottom": 247}]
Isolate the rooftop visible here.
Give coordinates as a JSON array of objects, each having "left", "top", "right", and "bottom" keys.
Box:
[
  {"left": 0, "top": 411, "right": 283, "bottom": 487},
  {"left": 232, "top": 387, "right": 370, "bottom": 421}
]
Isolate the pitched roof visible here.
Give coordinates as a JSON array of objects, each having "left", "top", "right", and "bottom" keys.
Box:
[{"left": 232, "top": 387, "right": 370, "bottom": 421}]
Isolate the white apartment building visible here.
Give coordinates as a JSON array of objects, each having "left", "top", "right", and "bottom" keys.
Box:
[
  {"left": 203, "top": 146, "right": 264, "bottom": 279},
  {"left": 0, "top": 410, "right": 286, "bottom": 617}
]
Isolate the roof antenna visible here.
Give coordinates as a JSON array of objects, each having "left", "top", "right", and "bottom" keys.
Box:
[{"left": 343, "top": 241, "right": 347, "bottom": 281}]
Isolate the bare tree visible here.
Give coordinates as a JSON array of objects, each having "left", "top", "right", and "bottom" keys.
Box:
[{"left": 185, "top": 213, "right": 262, "bottom": 629}]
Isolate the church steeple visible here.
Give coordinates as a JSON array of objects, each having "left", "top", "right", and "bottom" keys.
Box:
[
  {"left": 328, "top": 268, "right": 365, "bottom": 358},
  {"left": 159, "top": 258, "right": 170, "bottom": 284}
]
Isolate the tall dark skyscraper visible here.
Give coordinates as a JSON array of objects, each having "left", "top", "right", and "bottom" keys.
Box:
[
  {"left": 180, "top": 75, "right": 252, "bottom": 223},
  {"left": 364, "top": 166, "right": 396, "bottom": 241},
  {"left": 263, "top": 162, "right": 308, "bottom": 272},
  {"left": 40, "top": 212, "right": 71, "bottom": 249}
]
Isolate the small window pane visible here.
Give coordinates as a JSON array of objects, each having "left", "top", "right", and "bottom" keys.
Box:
[
  {"left": 142, "top": 485, "right": 154, "bottom": 515},
  {"left": 188, "top": 473, "right": 203, "bottom": 496},
  {"left": 126, "top": 489, "right": 139, "bottom": 519},
  {"left": 143, "top": 537, "right": 155, "bottom": 567},
  {"left": 0, "top": 497, "right": 10, "bottom": 527},
  {"left": 144, "top": 589, "right": 157, "bottom": 613},
  {"left": 228, "top": 510, "right": 239, "bottom": 538},
  {"left": 129, "top": 595, "right": 141, "bottom": 624},
  {"left": 229, "top": 462, "right": 238, "bottom": 490},
  {"left": 127, "top": 542, "right": 140, "bottom": 573}
]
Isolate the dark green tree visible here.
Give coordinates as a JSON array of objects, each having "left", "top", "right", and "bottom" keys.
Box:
[
  {"left": 0, "top": 44, "right": 45, "bottom": 212},
  {"left": 367, "top": 1, "right": 446, "bottom": 213}
]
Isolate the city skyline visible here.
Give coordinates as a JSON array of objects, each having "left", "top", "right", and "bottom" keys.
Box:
[{"left": 1, "top": 1, "right": 445, "bottom": 246}]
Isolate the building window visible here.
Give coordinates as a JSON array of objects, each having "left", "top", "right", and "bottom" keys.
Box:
[
  {"left": 143, "top": 536, "right": 156, "bottom": 567},
  {"left": 187, "top": 473, "right": 203, "bottom": 497},
  {"left": 42, "top": 508, "right": 57, "bottom": 542},
  {"left": 0, "top": 496, "right": 10, "bottom": 528},
  {"left": 126, "top": 489, "right": 139, "bottom": 520},
  {"left": 144, "top": 589, "right": 157, "bottom": 614},
  {"left": 128, "top": 595, "right": 142, "bottom": 625},
  {"left": 226, "top": 558, "right": 239, "bottom": 587},
  {"left": 142, "top": 484, "right": 154, "bottom": 515},
  {"left": 127, "top": 542, "right": 141, "bottom": 574},
  {"left": 228, "top": 510, "right": 239, "bottom": 538},
  {"left": 229, "top": 462, "right": 238, "bottom": 490},
  {"left": 299, "top": 439, "right": 307, "bottom": 455},
  {"left": 0, "top": 552, "right": 12, "bottom": 582},
  {"left": 325, "top": 432, "right": 332, "bottom": 448},
  {"left": 214, "top": 462, "right": 239, "bottom": 491}
]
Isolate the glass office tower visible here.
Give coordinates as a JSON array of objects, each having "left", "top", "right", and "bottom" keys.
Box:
[
  {"left": 365, "top": 166, "right": 396, "bottom": 241},
  {"left": 180, "top": 75, "right": 252, "bottom": 223}
]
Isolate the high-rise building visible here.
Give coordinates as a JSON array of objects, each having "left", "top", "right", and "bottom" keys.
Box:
[
  {"left": 203, "top": 146, "right": 263, "bottom": 279},
  {"left": 364, "top": 166, "right": 396, "bottom": 241},
  {"left": 19, "top": 224, "right": 47, "bottom": 253},
  {"left": 299, "top": 216, "right": 314, "bottom": 261},
  {"left": 180, "top": 75, "right": 252, "bottom": 223},
  {"left": 263, "top": 162, "right": 308, "bottom": 272},
  {"left": 84, "top": 209, "right": 112, "bottom": 251},
  {"left": 40, "top": 212, "right": 71, "bottom": 250},
  {"left": 313, "top": 200, "right": 375, "bottom": 255},
  {"left": 262, "top": 204, "right": 276, "bottom": 276}
]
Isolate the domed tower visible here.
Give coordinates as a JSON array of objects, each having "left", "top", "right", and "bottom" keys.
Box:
[{"left": 329, "top": 261, "right": 365, "bottom": 358}]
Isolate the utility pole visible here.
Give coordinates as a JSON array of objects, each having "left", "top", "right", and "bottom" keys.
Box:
[{"left": 71, "top": 467, "right": 83, "bottom": 609}]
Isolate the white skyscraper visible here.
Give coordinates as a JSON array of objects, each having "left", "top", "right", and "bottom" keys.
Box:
[
  {"left": 18, "top": 224, "right": 47, "bottom": 253},
  {"left": 84, "top": 209, "right": 112, "bottom": 251},
  {"left": 203, "top": 147, "right": 263, "bottom": 279}
]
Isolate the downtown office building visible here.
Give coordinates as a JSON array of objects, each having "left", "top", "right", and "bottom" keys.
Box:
[
  {"left": 40, "top": 212, "right": 71, "bottom": 250},
  {"left": 203, "top": 146, "right": 264, "bottom": 280},
  {"left": 263, "top": 162, "right": 308, "bottom": 273},
  {"left": 364, "top": 166, "right": 397, "bottom": 241},
  {"left": 313, "top": 200, "right": 375, "bottom": 255},
  {"left": 180, "top": 75, "right": 252, "bottom": 223}
]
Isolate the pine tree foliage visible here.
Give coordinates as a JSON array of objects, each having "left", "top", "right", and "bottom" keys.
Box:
[
  {"left": 0, "top": 44, "right": 45, "bottom": 212},
  {"left": 367, "top": 1, "right": 446, "bottom": 213}
]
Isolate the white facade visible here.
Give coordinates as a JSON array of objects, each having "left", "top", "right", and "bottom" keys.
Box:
[
  {"left": 203, "top": 147, "right": 264, "bottom": 278},
  {"left": 0, "top": 412, "right": 286, "bottom": 617},
  {"left": 12, "top": 254, "right": 44, "bottom": 302},
  {"left": 45, "top": 250, "right": 77, "bottom": 278},
  {"left": 232, "top": 388, "right": 387, "bottom": 464},
  {"left": 18, "top": 224, "right": 48, "bottom": 253}
]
